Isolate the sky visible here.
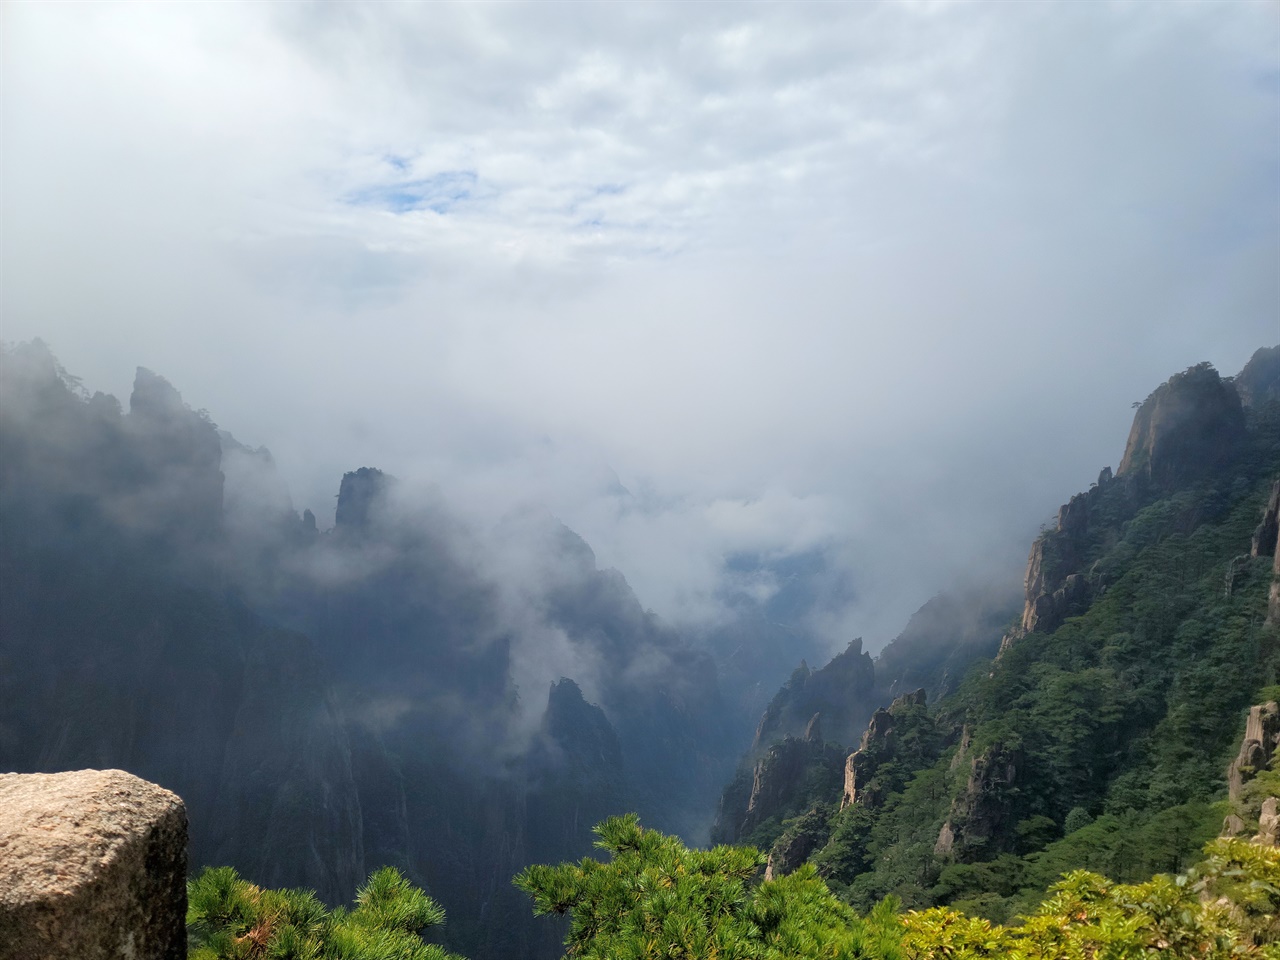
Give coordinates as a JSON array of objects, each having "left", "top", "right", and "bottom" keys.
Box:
[{"left": 3, "top": 0, "right": 1278, "bottom": 655}]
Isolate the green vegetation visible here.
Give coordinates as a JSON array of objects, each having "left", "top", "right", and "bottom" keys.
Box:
[
  {"left": 187, "top": 865, "right": 466, "bottom": 960},
  {"left": 741, "top": 445, "right": 1280, "bottom": 922},
  {"left": 507, "top": 815, "right": 1280, "bottom": 959},
  {"left": 513, "top": 813, "right": 905, "bottom": 959},
  {"left": 190, "top": 825, "right": 1280, "bottom": 959},
  {"left": 899, "top": 838, "right": 1280, "bottom": 958}
]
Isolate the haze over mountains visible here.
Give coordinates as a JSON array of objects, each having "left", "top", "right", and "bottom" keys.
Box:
[
  {"left": 3, "top": 5, "right": 1280, "bottom": 958},
  {"left": 5, "top": 2, "right": 1279, "bottom": 665},
  {"left": 4, "top": 339, "right": 1276, "bottom": 958}
]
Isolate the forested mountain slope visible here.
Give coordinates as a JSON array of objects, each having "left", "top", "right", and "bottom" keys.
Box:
[{"left": 715, "top": 347, "right": 1280, "bottom": 921}]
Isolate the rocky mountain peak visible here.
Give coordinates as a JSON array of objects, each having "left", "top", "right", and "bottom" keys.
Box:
[
  {"left": 1233, "top": 345, "right": 1280, "bottom": 410},
  {"left": 1117, "top": 362, "right": 1246, "bottom": 491},
  {"left": 335, "top": 467, "right": 391, "bottom": 529}
]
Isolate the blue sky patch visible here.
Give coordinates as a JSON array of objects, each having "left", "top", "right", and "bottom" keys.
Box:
[{"left": 346, "top": 170, "right": 478, "bottom": 214}]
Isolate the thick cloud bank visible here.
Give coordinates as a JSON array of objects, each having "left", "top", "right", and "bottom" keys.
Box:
[{"left": 4, "top": 1, "right": 1277, "bottom": 654}]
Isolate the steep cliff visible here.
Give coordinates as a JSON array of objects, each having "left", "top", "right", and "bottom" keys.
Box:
[
  {"left": 1223, "top": 700, "right": 1280, "bottom": 843},
  {"left": 1117, "top": 361, "right": 1246, "bottom": 491},
  {"left": 712, "top": 348, "right": 1280, "bottom": 922},
  {"left": 0, "top": 342, "right": 741, "bottom": 960},
  {"left": 1254, "top": 480, "right": 1280, "bottom": 626},
  {"left": 750, "top": 638, "right": 876, "bottom": 754},
  {"left": 999, "top": 357, "right": 1275, "bottom": 656},
  {"left": 1235, "top": 345, "right": 1280, "bottom": 411},
  {"left": 710, "top": 733, "right": 845, "bottom": 847},
  {"left": 841, "top": 689, "right": 928, "bottom": 811}
]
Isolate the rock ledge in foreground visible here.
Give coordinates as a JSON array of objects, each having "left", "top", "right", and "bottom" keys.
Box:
[{"left": 0, "top": 768, "right": 187, "bottom": 960}]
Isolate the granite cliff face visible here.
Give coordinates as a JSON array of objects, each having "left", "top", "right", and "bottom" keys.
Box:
[
  {"left": 708, "top": 346, "right": 1280, "bottom": 919},
  {"left": 750, "top": 638, "right": 876, "bottom": 754},
  {"left": 934, "top": 743, "right": 1022, "bottom": 861},
  {"left": 713, "top": 588, "right": 1012, "bottom": 849},
  {"left": 1235, "top": 345, "right": 1280, "bottom": 412},
  {"left": 0, "top": 770, "right": 188, "bottom": 960},
  {"left": 1117, "top": 362, "right": 1246, "bottom": 491},
  {"left": 1000, "top": 358, "right": 1273, "bottom": 656},
  {"left": 1223, "top": 701, "right": 1280, "bottom": 845},
  {"left": 0, "top": 341, "right": 739, "bottom": 960},
  {"left": 841, "top": 689, "right": 926, "bottom": 811},
  {"left": 1253, "top": 479, "right": 1280, "bottom": 626},
  {"left": 711, "top": 733, "right": 845, "bottom": 847}
]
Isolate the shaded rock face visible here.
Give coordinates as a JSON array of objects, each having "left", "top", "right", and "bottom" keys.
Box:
[
  {"left": 1001, "top": 365, "right": 1250, "bottom": 657},
  {"left": 1253, "top": 479, "right": 1280, "bottom": 626},
  {"left": 1258, "top": 797, "right": 1280, "bottom": 847},
  {"left": 1227, "top": 702, "right": 1280, "bottom": 804},
  {"left": 841, "top": 689, "right": 925, "bottom": 811},
  {"left": 1251, "top": 480, "right": 1280, "bottom": 562},
  {"left": 935, "top": 743, "right": 1021, "bottom": 861},
  {"left": 334, "top": 467, "right": 391, "bottom": 529},
  {"left": 1000, "top": 470, "right": 1119, "bottom": 654},
  {"left": 1117, "top": 362, "right": 1246, "bottom": 491},
  {"left": 764, "top": 807, "right": 829, "bottom": 881},
  {"left": 0, "top": 769, "right": 187, "bottom": 960},
  {"left": 1223, "top": 702, "right": 1280, "bottom": 846},
  {"left": 873, "top": 587, "right": 1018, "bottom": 701},
  {"left": 750, "top": 638, "right": 876, "bottom": 754},
  {"left": 525, "top": 679, "right": 626, "bottom": 863},
  {"left": 0, "top": 342, "right": 742, "bottom": 960},
  {"left": 711, "top": 735, "right": 845, "bottom": 845},
  {"left": 1233, "top": 345, "right": 1280, "bottom": 411}
]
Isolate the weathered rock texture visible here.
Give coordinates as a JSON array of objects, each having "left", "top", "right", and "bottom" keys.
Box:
[
  {"left": 1233, "top": 345, "right": 1280, "bottom": 411},
  {"left": 841, "top": 689, "right": 926, "bottom": 811},
  {"left": 1223, "top": 702, "right": 1280, "bottom": 845},
  {"left": 763, "top": 807, "right": 829, "bottom": 881},
  {"left": 1227, "top": 702, "right": 1280, "bottom": 802},
  {"left": 750, "top": 638, "right": 877, "bottom": 754},
  {"left": 935, "top": 743, "right": 1022, "bottom": 860},
  {"left": 711, "top": 735, "right": 845, "bottom": 845},
  {"left": 1001, "top": 361, "right": 1256, "bottom": 657},
  {"left": 999, "top": 468, "right": 1116, "bottom": 655},
  {"left": 1117, "top": 361, "right": 1245, "bottom": 491},
  {"left": 0, "top": 769, "right": 187, "bottom": 960},
  {"left": 1252, "top": 479, "right": 1280, "bottom": 626}
]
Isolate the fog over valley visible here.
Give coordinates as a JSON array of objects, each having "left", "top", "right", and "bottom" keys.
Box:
[
  {"left": 5, "top": 1, "right": 1277, "bottom": 658},
  {"left": 3, "top": 5, "right": 1280, "bottom": 959}
]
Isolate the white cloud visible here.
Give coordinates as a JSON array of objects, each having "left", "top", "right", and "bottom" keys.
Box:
[{"left": 3, "top": 0, "right": 1277, "bottom": 655}]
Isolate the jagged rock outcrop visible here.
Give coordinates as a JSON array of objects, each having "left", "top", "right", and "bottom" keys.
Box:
[
  {"left": 873, "top": 587, "right": 1018, "bottom": 701},
  {"left": 334, "top": 467, "right": 393, "bottom": 529},
  {"left": 1117, "top": 362, "right": 1246, "bottom": 491},
  {"left": 526, "top": 679, "right": 626, "bottom": 864},
  {"left": 127, "top": 367, "right": 226, "bottom": 543},
  {"left": 935, "top": 742, "right": 1021, "bottom": 860},
  {"left": 1223, "top": 702, "right": 1280, "bottom": 846},
  {"left": 1257, "top": 797, "right": 1280, "bottom": 847},
  {"left": 1002, "top": 362, "right": 1251, "bottom": 656},
  {"left": 763, "top": 807, "right": 829, "bottom": 881},
  {"left": 751, "top": 638, "right": 876, "bottom": 753},
  {"left": 1251, "top": 480, "right": 1280, "bottom": 561},
  {"left": 1233, "top": 345, "right": 1280, "bottom": 411},
  {"left": 712, "top": 735, "right": 845, "bottom": 845},
  {"left": 840, "top": 689, "right": 926, "bottom": 811},
  {"left": 1227, "top": 701, "right": 1280, "bottom": 804},
  {"left": 999, "top": 469, "right": 1116, "bottom": 655},
  {"left": 0, "top": 770, "right": 187, "bottom": 960},
  {"left": 1253, "top": 479, "right": 1280, "bottom": 626}
]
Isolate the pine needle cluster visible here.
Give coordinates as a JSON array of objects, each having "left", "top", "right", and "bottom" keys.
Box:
[{"left": 186, "top": 865, "right": 465, "bottom": 960}]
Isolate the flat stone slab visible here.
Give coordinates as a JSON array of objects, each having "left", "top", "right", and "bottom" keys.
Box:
[{"left": 0, "top": 769, "right": 187, "bottom": 960}]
